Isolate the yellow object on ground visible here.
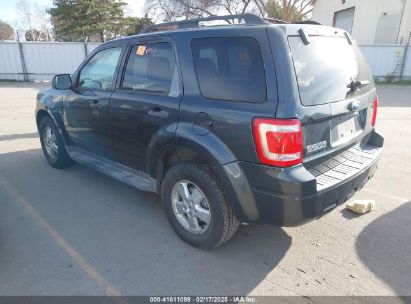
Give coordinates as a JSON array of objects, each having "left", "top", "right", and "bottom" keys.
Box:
[{"left": 346, "top": 200, "right": 376, "bottom": 214}]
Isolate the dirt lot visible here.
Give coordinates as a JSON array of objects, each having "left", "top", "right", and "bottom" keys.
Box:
[{"left": 0, "top": 82, "right": 410, "bottom": 296}]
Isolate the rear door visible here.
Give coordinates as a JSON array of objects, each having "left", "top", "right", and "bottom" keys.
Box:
[
  {"left": 106, "top": 38, "right": 182, "bottom": 172},
  {"left": 176, "top": 27, "right": 278, "bottom": 165},
  {"left": 286, "top": 33, "right": 377, "bottom": 165}
]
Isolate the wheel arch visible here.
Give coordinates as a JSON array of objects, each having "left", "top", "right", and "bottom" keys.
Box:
[
  {"left": 151, "top": 133, "right": 251, "bottom": 222},
  {"left": 35, "top": 108, "right": 69, "bottom": 146},
  {"left": 153, "top": 144, "right": 219, "bottom": 184},
  {"left": 151, "top": 125, "right": 237, "bottom": 183},
  {"left": 36, "top": 109, "right": 51, "bottom": 128}
]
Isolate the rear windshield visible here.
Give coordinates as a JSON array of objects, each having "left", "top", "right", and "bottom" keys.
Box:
[{"left": 288, "top": 36, "right": 374, "bottom": 106}]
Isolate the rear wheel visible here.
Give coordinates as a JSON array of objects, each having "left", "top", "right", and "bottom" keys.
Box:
[
  {"left": 161, "top": 162, "right": 239, "bottom": 249},
  {"left": 39, "top": 116, "right": 72, "bottom": 169}
]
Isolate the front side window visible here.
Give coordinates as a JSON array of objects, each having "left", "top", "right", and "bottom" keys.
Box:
[
  {"left": 78, "top": 47, "right": 122, "bottom": 90},
  {"left": 122, "top": 42, "right": 179, "bottom": 96},
  {"left": 191, "top": 37, "right": 266, "bottom": 103}
]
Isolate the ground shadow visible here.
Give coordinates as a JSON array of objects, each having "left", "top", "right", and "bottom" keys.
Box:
[
  {"left": 0, "top": 81, "right": 50, "bottom": 90},
  {"left": 0, "top": 133, "right": 38, "bottom": 141},
  {"left": 356, "top": 202, "right": 411, "bottom": 295},
  {"left": 340, "top": 208, "right": 368, "bottom": 220},
  {"left": 0, "top": 148, "right": 292, "bottom": 295}
]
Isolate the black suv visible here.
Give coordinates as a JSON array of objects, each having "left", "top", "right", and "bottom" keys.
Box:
[{"left": 36, "top": 14, "right": 383, "bottom": 249}]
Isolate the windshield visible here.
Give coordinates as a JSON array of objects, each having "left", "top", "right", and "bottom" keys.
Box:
[{"left": 288, "top": 36, "right": 374, "bottom": 106}]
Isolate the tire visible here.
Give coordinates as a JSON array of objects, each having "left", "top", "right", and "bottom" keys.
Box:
[
  {"left": 39, "top": 116, "right": 72, "bottom": 169},
  {"left": 161, "top": 162, "right": 239, "bottom": 249}
]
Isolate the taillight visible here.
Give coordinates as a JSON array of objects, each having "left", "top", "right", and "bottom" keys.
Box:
[
  {"left": 252, "top": 118, "right": 303, "bottom": 167},
  {"left": 371, "top": 97, "right": 378, "bottom": 127}
]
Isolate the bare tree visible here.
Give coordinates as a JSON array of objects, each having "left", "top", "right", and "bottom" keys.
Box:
[
  {"left": 216, "top": 0, "right": 255, "bottom": 15},
  {"left": 15, "top": 0, "right": 52, "bottom": 41},
  {"left": 145, "top": 0, "right": 257, "bottom": 22},
  {"left": 145, "top": 0, "right": 214, "bottom": 21},
  {"left": 145, "top": 0, "right": 316, "bottom": 22}
]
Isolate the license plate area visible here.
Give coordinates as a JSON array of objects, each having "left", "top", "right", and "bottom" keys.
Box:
[{"left": 330, "top": 113, "right": 364, "bottom": 146}]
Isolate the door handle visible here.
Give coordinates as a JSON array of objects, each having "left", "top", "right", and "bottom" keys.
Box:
[
  {"left": 148, "top": 108, "right": 169, "bottom": 118},
  {"left": 89, "top": 100, "right": 100, "bottom": 109}
]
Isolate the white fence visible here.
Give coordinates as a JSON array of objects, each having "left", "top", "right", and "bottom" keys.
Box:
[
  {"left": 360, "top": 44, "right": 411, "bottom": 81},
  {"left": 0, "top": 42, "right": 100, "bottom": 81},
  {"left": 0, "top": 41, "right": 410, "bottom": 82}
]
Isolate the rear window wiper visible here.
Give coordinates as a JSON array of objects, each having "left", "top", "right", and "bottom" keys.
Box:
[
  {"left": 298, "top": 28, "right": 310, "bottom": 45},
  {"left": 347, "top": 80, "right": 371, "bottom": 92}
]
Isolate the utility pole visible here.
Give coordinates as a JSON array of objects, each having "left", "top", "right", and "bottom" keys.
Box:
[
  {"left": 83, "top": 36, "right": 89, "bottom": 59},
  {"left": 16, "top": 30, "right": 29, "bottom": 81},
  {"left": 399, "top": 32, "right": 411, "bottom": 81},
  {"left": 396, "top": 0, "right": 407, "bottom": 44}
]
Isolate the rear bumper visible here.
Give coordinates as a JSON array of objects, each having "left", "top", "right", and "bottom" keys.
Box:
[{"left": 219, "top": 130, "right": 383, "bottom": 226}]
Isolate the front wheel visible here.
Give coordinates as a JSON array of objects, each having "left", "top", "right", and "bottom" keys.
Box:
[
  {"left": 39, "top": 116, "right": 72, "bottom": 169},
  {"left": 161, "top": 162, "right": 239, "bottom": 249}
]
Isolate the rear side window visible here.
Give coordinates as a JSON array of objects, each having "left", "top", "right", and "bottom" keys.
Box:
[
  {"left": 122, "top": 42, "right": 179, "bottom": 96},
  {"left": 288, "top": 36, "right": 374, "bottom": 106},
  {"left": 191, "top": 37, "right": 266, "bottom": 103}
]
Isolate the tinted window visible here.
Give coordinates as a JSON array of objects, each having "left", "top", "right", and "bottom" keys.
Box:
[
  {"left": 288, "top": 36, "right": 374, "bottom": 106},
  {"left": 79, "top": 47, "right": 122, "bottom": 90},
  {"left": 191, "top": 38, "right": 266, "bottom": 103},
  {"left": 122, "top": 42, "right": 179, "bottom": 96}
]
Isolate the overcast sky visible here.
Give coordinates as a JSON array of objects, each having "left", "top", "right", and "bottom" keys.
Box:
[{"left": 0, "top": 0, "right": 145, "bottom": 25}]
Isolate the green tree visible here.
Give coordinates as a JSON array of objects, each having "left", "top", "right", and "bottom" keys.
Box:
[
  {"left": 266, "top": 0, "right": 316, "bottom": 21},
  {"left": 0, "top": 21, "right": 14, "bottom": 40},
  {"left": 117, "top": 15, "right": 153, "bottom": 37},
  {"left": 266, "top": 0, "right": 283, "bottom": 19},
  {"left": 266, "top": 0, "right": 301, "bottom": 21},
  {"left": 49, "top": 0, "right": 152, "bottom": 42}
]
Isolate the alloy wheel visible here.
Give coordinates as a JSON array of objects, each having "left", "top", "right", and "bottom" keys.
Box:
[{"left": 171, "top": 180, "right": 211, "bottom": 234}]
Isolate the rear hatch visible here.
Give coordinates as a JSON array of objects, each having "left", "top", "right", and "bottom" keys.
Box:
[
  {"left": 287, "top": 31, "right": 379, "bottom": 189},
  {"left": 288, "top": 31, "right": 378, "bottom": 190}
]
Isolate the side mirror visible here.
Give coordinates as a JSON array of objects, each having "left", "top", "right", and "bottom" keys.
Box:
[{"left": 52, "top": 74, "right": 72, "bottom": 90}]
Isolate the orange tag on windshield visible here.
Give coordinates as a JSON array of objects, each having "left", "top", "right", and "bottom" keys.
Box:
[{"left": 136, "top": 45, "right": 146, "bottom": 56}]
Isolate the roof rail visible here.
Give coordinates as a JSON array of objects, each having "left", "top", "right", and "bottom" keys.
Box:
[
  {"left": 140, "top": 13, "right": 266, "bottom": 33},
  {"left": 264, "top": 18, "right": 322, "bottom": 25},
  {"left": 293, "top": 20, "right": 322, "bottom": 25},
  {"left": 263, "top": 17, "right": 289, "bottom": 24}
]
